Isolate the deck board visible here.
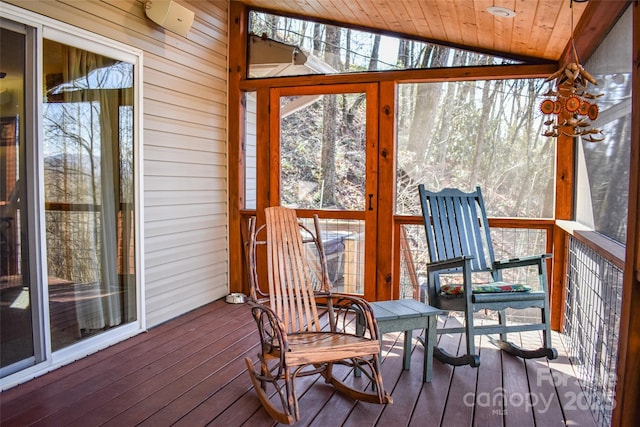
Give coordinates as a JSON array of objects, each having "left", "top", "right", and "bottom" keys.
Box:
[
  {"left": 473, "top": 339, "right": 504, "bottom": 426},
  {"left": 2, "top": 302, "right": 248, "bottom": 426},
  {"left": 437, "top": 316, "right": 477, "bottom": 427},
  {"left": 0, "top": 299, "right": 597, "bottom": 427}
]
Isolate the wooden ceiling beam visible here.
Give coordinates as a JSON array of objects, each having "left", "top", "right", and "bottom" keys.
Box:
[
  {"left": 560, "top": 0, "right": 631, "bottom": 64},
  {"left": 239, "top": 63, "right": 558, "bottom": 90}
]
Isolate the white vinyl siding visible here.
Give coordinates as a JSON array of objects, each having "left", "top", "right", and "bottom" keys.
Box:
[{"left": 7, "top": 0, "right": 229, "bottom": 328}]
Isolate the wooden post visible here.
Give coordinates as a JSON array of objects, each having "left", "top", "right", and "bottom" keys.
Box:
[
  {"left": 551, "top": 130, "right": 574, "bottom": 331},
  {"left": 376, "top": 80, "right": 396, "bottom": 301},
  {"left": 227, "top": 2, "right": 248, "bottom": 293},
  {"left": 613, "top": 3, "right": 640, "bottom": 425}
]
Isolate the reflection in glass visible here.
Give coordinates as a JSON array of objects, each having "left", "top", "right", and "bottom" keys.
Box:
[
  {"left": 43, "top": 39, "right": 136, "bottom": 350},
  {"left": 0, "top": 25, "right": 34, "bottom": 371},
  {"left": 248, "top": 11, "right": 519, "bottom": 78}
]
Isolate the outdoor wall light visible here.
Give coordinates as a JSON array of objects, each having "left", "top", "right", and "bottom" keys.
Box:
[{"left": 144, "top": 0, "right": 194, "bottom": 37}]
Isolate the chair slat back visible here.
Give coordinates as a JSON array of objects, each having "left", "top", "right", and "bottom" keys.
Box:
[
  {"left": 265, "top": 206, "right": 322, "bottom": 333},
  {"left": 418, "top": 185, "right": 495, "bottom": 273}
]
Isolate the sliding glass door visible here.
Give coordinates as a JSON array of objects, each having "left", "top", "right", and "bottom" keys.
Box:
[
  {"left": 0, "top": 22, "right": 36, "bottom": 374},
  {"left": 42, "top": 39, "right": 136, "bottom": 351},
  {"left": 1, "top": 11, "right": 140, "bottom": 380}
]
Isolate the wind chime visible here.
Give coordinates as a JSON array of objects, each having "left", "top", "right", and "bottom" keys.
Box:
[{"left": 540, "top": 0, "right": 604, "bottom": 142}]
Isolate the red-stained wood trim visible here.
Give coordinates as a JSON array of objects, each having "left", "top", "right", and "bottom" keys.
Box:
[
  {"left": 266, "top": 87, "right": 279, "bottom": 209},
  {"left": 395, "top": 215, "right": 555, "bottom": 229},
  {"left": 395, "top": 215, "right": 556, "bottom": 326},
  {"left": 613, "top": 2, "right": 640, "bottom": 426},
  {"left": 561, "top": 0, "right": 631, "bottom": 65},
  {"left": 228, "top": 2, "right": 248, "bottom": 294},
  {"left": 249, "top": 88, "right": 271, "bottom": 298},
  {"left": 377, "top": 81, "right": 396, "bottom": 301},
  {"left": 239, "top": 64, "right": 558, "bottom": 91},
  {"left": 255, "top": 86, "right": 270, "bottom": 226},
  {"left": 551, "top": 130, "right": 575, "bottom": 330},
  {"left": 391, "top": 221, "right": 405, "bottom": 301},
  {"left": 572, "top": 230, "right": 625, "bottom": 270},
  {"left": 289, "top": 210, "right": 366, "bottom": 220},
  {"left": 364, "top": 82, "right": 380, "bottom": 301},
  {"left": 263, "top": 83, "right": 382, "bottom": 300},
  {"left": 551, "top": 228, "right": 569, "bottom": 332}
]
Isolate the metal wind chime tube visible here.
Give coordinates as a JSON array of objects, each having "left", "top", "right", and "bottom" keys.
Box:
[{"left": 540, "top": 0, "right": 604, "bottom": 142}]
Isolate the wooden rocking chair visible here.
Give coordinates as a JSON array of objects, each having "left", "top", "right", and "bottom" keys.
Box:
[
  {"left": 417, "top": 185, "right": 558, "bottom": 367},
  {"left": 245, "top": 206, "right": 392, "bottom": 424}
]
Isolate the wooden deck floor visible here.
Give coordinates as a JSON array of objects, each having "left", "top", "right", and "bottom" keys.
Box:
[{"left": 0, "top": 299, "right": 597, "bottom": 427}]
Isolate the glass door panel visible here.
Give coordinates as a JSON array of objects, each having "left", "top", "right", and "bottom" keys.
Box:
[
  {"left": 0, "top": 24, "right": 35, "bottom": 373},
  {"left": 274, "top": 85, "right": 377, "bottom": 298},
  {"left": 1, "top": 13, "right": 140, "bottom": 379},
  {"left": 42, "top": 39, "right": 136, "bottom": 351},
  {"left": 0, "top": 24, "right": 34, "bottom": 371}
]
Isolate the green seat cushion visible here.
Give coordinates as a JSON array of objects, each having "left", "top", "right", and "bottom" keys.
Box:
[{"left": 440, "top": 282, "right": 531, "bottom": 295}]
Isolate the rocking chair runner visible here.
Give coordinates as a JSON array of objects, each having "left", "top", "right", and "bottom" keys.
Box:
[
  {"left": 245, "top": 206, "right": 392, "bottom": 424},
  {"left": 417, "top": 185, "right": 557, "bottom": 367}
]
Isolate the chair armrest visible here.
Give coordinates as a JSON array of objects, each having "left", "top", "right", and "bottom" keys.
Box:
[
  {"left": 426, "top": 255, "right": 474, "bottom": 273},
  {"left": 493, "top": 254, "right": 551, "bottom": 270},
  {"left": 321, "top": 293, "right": 381, "bottom": 340},
  {"left": 247, "top": 299, "right": 289, "bottom": 355}
]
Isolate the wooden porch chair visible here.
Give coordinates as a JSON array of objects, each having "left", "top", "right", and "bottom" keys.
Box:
[
  {"left": 417, "top": 185, "right": 557, "bottom": 367},
  {"left": 245, "top": 206, "right": 392, "bottom": 424}
]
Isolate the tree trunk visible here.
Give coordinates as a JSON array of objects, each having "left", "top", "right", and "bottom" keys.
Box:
[
  {"left": 266, "top": 14, "right": 279, "bottom": 39},
  {"left": 312, "top": 23, "right": 323, "bottom": 56},
  {"left": 403, "top": 46, "right": 448, "bottom": 179},
  {"left": 368, "top": 35, "right": 380, "bottom": 71},
  {"left": 322, "top": 96, "right": 337, "bottom": 207},
  {"left": 470, "top": 80, "right": 499, "bottom": 185},
  {"left": 320, "top": 26, "right": 341, "bottom": 207}
]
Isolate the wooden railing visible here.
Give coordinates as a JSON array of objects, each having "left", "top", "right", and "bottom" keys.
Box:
[
  {"left": 242, "top": 210, "right": 621, "bottom": 425},
  {"left": 556, "top": 222, "right": 624, "bottom": 427},
  {"left": 393, "top": 216, "right": 555, "bottom": 300}
]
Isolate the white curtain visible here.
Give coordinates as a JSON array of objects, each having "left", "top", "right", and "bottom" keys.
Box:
[{"left": 62, "top": 46, "right": 121, "bottom": 330}]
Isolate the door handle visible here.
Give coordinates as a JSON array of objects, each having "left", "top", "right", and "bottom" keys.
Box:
[{"left": 368, "top": 194, "right": 374, "bottom": 211}]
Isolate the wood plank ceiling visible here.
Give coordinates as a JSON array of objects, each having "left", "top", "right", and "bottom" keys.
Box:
[{"left": 238, "top": 0, "right": 589, "bottom": 62}]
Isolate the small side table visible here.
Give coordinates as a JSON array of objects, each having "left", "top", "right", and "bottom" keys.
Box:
[{"left": 357, "top": 299, "right": 443, "bottom": 382}]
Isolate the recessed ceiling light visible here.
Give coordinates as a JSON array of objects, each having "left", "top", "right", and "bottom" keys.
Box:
[{"left": 487, "top": 6, "right": 516, "bottom": 18}]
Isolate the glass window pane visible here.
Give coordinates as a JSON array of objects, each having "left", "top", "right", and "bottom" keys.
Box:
[
  {"left": 248, "top": 11, "right": 519, "bottom": 78},
  {"left": 42, "top": 39, "right": 136, "bottom": 350},
  {"left": 1, "top": 24, "right": 35, "bottom": 370},
  {"left": 396, "top": 79, "right": 555, "bottom": 218}
]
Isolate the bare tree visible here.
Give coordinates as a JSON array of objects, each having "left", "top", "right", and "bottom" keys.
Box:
[
  {"left": 368, "top": 34, "right": 380, "bottom": 71},
  {"left": 312, "top": 22, "right": 323, "bottom": 56},
  {"left": 320, "top": 25, "right": 341, "bottom": 206}
]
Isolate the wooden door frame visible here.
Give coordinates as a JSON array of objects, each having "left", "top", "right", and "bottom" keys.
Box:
[{"left": 263, "top": 83, "right": 380, "bottom": 301}]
